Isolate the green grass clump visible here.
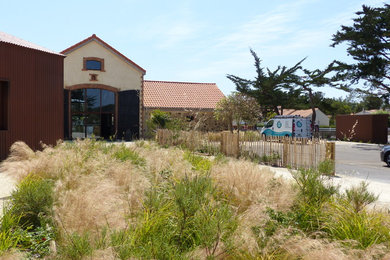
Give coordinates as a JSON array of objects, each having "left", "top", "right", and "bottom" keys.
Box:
[
  {"left": 291, "top": 168, "right": 338, "bottom": 231},
  {"left": 0, "top": 175, "right": 55, "bottom": 257},
  {"left": 318, "top": 159, "right": 335, "bottom": 175},
  {"left": 0, "top": 208, "right": 24, "bottom": 254},
  {"left": 324, "top": 201, "right": 390, "bottom": 248},
  {"left": 59, "top": 232, "right": 93, "bottom": 259},
  {"left": 322, "top": 182, "right": 386, "bottom": 249},
  {"left": 10, "top": 175, "right": 54, "bottom": 228},
  {"left": 110, "top": 174, "right": 237, "bottom": 259},
  {"left": 345, "top": 182, "right": 378, "bottom": 213},
  {"left": 112, "top": 145, "right": 146, "bottom": 166},
  {"left": 264, "top": 169, "right": 390, "bottom": 250},
  {"left": 183, "top": 151, "right": 213, "bottom": 172}
]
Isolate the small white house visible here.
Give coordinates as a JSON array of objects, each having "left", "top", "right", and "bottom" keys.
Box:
[{"left": 282, "top": 108, "right": 330, "bottom": 127}]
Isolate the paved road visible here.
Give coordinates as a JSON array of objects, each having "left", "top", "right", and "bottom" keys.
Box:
[{"left": 336, "top": 141, "right": 390, "bottom": 183}]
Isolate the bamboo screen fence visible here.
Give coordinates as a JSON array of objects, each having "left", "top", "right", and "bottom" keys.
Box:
[{"left": 156, "top": 129, "right": 335, "bottom": 171}]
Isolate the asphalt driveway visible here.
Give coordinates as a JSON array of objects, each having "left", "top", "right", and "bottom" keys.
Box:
[{"left": 335, "top": 141, "right": 390, "bottom": 183}]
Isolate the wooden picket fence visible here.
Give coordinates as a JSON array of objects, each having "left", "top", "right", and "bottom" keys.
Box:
[
  {"left": 240, "top": 132, "right": 334, "bottom": 170},
  {"left": 156, "top": 129, "right": 335, "bottom": 171}
]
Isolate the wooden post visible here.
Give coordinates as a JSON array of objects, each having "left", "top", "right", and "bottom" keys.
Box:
[
  {"left": 220, "top": 131, "right": 240, "bottom": 158},
  {"left": 283, "top": 138, "right": 289, "bottom": 167},
  {"left": 325, "top": 142, "right": 336, "bottom": 175}
]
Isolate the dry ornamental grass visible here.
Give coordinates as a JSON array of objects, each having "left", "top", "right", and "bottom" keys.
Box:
[{"left": 0, "top": 139, "right": 389, "bottom": 259}]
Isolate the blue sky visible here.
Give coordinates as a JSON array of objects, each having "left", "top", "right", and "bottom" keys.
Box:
[{"left": 1, "top": 0, "right": 386, "bottom": 98}]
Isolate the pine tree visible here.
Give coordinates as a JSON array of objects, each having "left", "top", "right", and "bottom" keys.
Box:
[{"left": 332, "top": 4, "right": 390, "bottom": 97}]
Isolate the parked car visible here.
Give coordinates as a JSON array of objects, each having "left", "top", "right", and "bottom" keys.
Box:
[{"left": 381, "top": 145, "right": 390, "bottom": 167}]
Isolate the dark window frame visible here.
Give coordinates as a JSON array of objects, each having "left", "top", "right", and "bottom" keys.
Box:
[
  {"left": 70, "top": 88, "right": 115, "bottom": 139},
  {"left": 82, "top": 57, "right": 105, "bottom": 72},
  {"left": 0, "top": 80, "right": 9, "bottom": 131}
]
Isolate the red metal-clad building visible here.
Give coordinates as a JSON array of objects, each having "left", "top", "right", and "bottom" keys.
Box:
[{"left": 0, "top": 32, "right": 64, "bottom": 160}]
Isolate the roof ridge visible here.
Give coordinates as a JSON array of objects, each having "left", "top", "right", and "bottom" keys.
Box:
[
  {"left": 0, "top": 31, "right": 63, "bottom": 56},
  {"left": 144, "top": 80, "right": 216, "bottom": 85},
  {"left": 61, "top": 34, "right": 146, "bottom": 74}
]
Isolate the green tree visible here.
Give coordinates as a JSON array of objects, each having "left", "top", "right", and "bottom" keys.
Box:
[
  {"left": 227, "top": 49, "right": 304, "bottom": 116},
  {"left": 293, "top": 63, "right": 336, "bottom": 125},
  {"left": 361, "top": 94, "right": 383, "bottom": 110},
  {"left": 150, "top": 109, "right": 171, "bottom": 129},
  {"left": 214, "top": 92, "right": 261, "bottom": 132},
  {"left": 331, "top": 4, "right": 390, "bottom": 97}
]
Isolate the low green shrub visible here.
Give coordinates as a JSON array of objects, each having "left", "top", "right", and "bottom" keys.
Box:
[
  {"left": 0, "top": 201, "right": 55, "bottom": 257},
  {"left": 260, "top": 152, "right": 280, "bottom": 165},
  {"left": 318, "top": 159, "right": 335, "bottom": 175},
  {"left": 270, "top": 169, "right": 389, "bottom": 250},
  {"left": 252, "top": 208, "right": 298, "bottom": 250},
  {"left": 110, "top": 229, "right": 135, "bottom": 260},
  {"left": 324, "top": 200, "right": 390, "bottom": 249},
  {"left": 344, "top": 182, "right": 378, "bottom": 212},
  {"left": 289, "top": 169, "right": 338, "bottom": 231},
  {"left": 10, "top": 175, "right": 54, "bottom": 228},
  {"left": 0, "top": 207, "right": 25, "bottom": 255},
  {"left": 292, "top": 169, "right": 338, "bottom": 207},
  {"left": 60, "top": 232, "right": 93, "bottom": 259},
  {"left": 110, "top": 174, "right": 237, "bottom": 259},
  {"left": 22, "top": 225, "right": 55, "bottom": 258},
  {"left": 94, "top": 226, "right": 109, "bottom": 250},
  {"left": 183, "top": 151, "right": 213, "bottom": 172},
  {"left": 112, "top": 145, "right": 146, "bottom": 166}
]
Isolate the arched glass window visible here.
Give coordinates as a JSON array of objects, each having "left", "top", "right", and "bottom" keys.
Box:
[{"left": 71, "top": 88, "right": 115, "bottom": 139}]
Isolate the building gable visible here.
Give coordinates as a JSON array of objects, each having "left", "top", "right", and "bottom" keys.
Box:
[
  {"left": 61, "top": 34, "right": 145, "bottom": 74},
  {"left": 63, "top": 36, "right": 144, "bottom": 91}
]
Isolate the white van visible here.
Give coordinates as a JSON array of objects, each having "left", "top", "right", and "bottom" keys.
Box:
[{"left": 260, "top": 116, "right": 312, "bottom": 138}]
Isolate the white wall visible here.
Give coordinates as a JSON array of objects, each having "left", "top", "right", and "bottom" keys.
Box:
[
  {"left": 64, "top": 40, "right": 143, "bottom": 90},
  {"left": 314, "top": 109, "right": 330, "bottom": 126}
]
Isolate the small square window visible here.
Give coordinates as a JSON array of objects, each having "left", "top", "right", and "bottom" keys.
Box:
[
  {"left": 83, "top": 57, "right": 105, "bottom": 71},
  {"left": 86, "top": 60, "right": 101, "bottom": 70}
]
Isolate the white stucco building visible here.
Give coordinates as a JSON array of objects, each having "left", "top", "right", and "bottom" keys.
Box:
[{"left": 62, "top": 34, "right": 145, "bottom": 140}]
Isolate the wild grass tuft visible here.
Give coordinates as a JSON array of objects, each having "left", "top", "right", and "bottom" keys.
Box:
[
  {"left": 344, "top": 181, "right": 378, "bottom": 212},
  {"left": 324, "top": 200, "right": 390, "bottom": 248},
  {"left": 318, "top": 159, "right": 335, "bottom": 175},
  {"left": 10, "top": 175, "right": 54, "bottom": 228},
  {"left": 183, "top": 151, "right": 213, "bottom": 172},
  {"left": 112, "top": 144, "right": 146, "bottom": 166},
  {"left": 0, "top": 207, "right": 24, "bottom": 255},
  {"left": 59, "top": 232, "right": 93, "bottom": 259},
  {"left": 110, "top": 174, "right": 238, "bottom": 259}
]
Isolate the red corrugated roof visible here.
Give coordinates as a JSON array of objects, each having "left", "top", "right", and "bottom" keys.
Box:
[
  {"left": 0, "top": 31, "right": 62, "bottom": 56},
  {"left": 61, "top": 34, "right": 145, "bottom": 74},
  {"left": 144, "top": 80, "right": 225, "bottom": 109}
]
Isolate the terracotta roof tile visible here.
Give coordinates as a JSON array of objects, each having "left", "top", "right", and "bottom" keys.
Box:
[
  {"left": 144, "top": 80, "right": 225, "bottom": 109},
  {"left": 283, "top": 108, "right": 317, "bottom": 117},
  {"left": 0, "top": 31, "right": 62, "bottom": 56}
]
